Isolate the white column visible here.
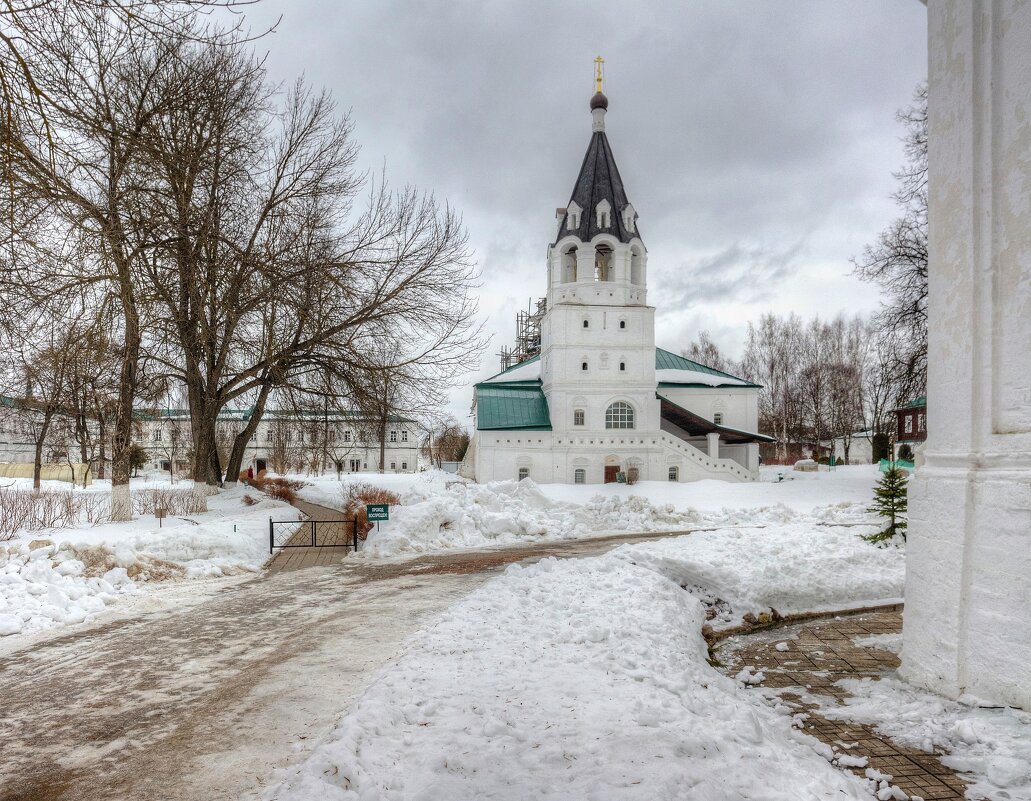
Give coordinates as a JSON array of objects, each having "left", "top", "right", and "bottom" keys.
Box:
[
  {"left": 706, "top": 433, "right": 720, "bottom": 459},
  {"left": 902, "top": 0, "right": 1031, "bottom": 711}
]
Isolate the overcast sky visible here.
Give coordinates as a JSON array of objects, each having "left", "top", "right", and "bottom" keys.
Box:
[{"left": 241, "top": 1, "right": 928, "bottom": 421}]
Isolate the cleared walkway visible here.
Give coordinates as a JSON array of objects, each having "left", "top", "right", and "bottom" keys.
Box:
[
  {"left": 716, "top": 609, "right": 969, "bottom": 800},
  {"left": 0, "top": 523, "right": 698, "bottom": 801}
]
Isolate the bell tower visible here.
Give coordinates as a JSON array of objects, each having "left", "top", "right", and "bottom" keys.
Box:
[{"left": 539, "top": 60, "right": 658, "bottom": 436}]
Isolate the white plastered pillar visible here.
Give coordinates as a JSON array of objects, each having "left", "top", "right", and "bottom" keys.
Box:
[
  {"left": 901, "top": 0, "right": 1031, "bottom": 711},
  {"left": 706, "top": 432, "right": 720, "bottom": 459}
]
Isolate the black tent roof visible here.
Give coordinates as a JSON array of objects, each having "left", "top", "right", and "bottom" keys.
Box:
[{"left": 555, "top": 126, "right": 640, "bottom": 246}]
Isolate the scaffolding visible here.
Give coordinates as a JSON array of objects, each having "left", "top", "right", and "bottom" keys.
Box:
[{"left": 498, "top": 297, "right": 546, "bottom": 371}]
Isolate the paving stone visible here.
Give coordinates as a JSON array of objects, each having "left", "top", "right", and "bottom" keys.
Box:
[{"left": 714, "top": 610, "right": 968, "bottom": 800}]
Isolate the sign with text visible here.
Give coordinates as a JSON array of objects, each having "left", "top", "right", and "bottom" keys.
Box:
[{"left": 366, "top": 503, "right": 389, "bottom": 522}]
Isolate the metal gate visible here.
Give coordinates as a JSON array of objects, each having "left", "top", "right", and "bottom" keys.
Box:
[{"left": 269, "top": 517, "right": 358, "bottom": 553}]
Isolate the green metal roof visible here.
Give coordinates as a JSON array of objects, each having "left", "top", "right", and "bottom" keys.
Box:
[
  {"left": 475, "top": 384, "right": 552, "bottom": 431},
  {"left": 654, "top": 348, "right": 760, "bottom": 387},
  {"left": 899, "top": 396, "right": 927, "bottom": 409}
]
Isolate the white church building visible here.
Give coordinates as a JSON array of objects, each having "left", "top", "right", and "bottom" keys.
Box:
[{"left": 467, "top": 76, "right": 772, "bottom": 485}]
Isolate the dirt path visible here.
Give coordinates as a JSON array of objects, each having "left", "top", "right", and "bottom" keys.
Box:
[{"left": 0, "top": 526, "right": 695, "bottom": 801}]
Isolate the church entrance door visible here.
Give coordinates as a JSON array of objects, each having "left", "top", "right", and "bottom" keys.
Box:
[{"left": 604, "top": 465, "right": 619, "bottom": 484}]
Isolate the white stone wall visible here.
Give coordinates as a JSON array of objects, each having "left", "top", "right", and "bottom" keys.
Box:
[
  {"left": 656, "top": 386, "right": 759, "bottom": 434},
  {"left": 902, "top": 0, "right": 1031, "bottom": 711}
]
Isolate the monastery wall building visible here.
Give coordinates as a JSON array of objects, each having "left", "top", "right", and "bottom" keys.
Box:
[{"left": 467, "top": 75, "right": 772, "bottom": 485}]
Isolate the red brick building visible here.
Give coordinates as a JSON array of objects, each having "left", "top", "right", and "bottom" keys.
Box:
[{"left": 893, "top": 396, "right": 927, "bottom": 458}]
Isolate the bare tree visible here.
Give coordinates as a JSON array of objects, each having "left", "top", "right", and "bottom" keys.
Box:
[
  {"left": 681, "top": 331, "right": 738, "bottom": 374},
  {"left": 853, "top": 83, "right": 928, "bottom": 402}
]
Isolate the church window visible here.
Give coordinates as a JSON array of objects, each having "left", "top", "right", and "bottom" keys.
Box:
[
  {"left": 343, "top": 430, "right": 352, "bottom": 442},
  {"left": 600, "top": 353, "right": 609, "bottom": 368},
  {"left": 573, "top": 409, "right": 585, "bottom": 426},
  {"left": 566, "top": 201, "right": 582, "bottom": 230},
  {"left": 619, "top": 362, "right": 625, "bottom": 372},
  {"left": 518, "top": 467, "right": 530, "bottom": 481},
  {"left": 574, "top": 468, "right": 586, "bottom": 484},
  {"left": 583, "top": 319, "right": 589, "bottom": 328},
  {"left": 401, "top": 430, "right": 408, "bottom": 442},
  {"left": 630, "top": 247, "right": 643, "bottom": 285},
  {"left": 622, "top": 203, "right": 637, "bottom": 233},
  {"left": 582, "top": 361, "right": 588, "bottom": 371},
  {"left": 605, "top": 401, "right": 635, "bottom": 430},
  {"left": 594, "top": 244, "right": 612, "bottom": 281},
  {"left": 389, "top": 430, "right": 397, "bottom": 442},
  {"left": 619, "top": 320, "right": 626, "bottom": 329},
  {"left": 596, "top": 199, "right": 611, "bottom": 228},
  {"left": 402, "top": 461, "right": 408, "bottom": 470},
  {"left": 668, "top": 466, "right": 679, "bottom": 482},
  {"left": 714, "top": 412, "right": 724, "bottom": 425}
]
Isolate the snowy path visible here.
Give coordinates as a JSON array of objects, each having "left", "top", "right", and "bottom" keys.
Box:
[{"left": 0, "top": 529, "right": 697, "bottom": 801}]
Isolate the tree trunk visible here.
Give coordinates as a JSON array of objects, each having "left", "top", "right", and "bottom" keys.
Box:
[
  {"left": 32, "top": 411, "right": 54, "bottom": 491},
  {"left": 224, "top": 382, "right": 272, "bottom": 485}
]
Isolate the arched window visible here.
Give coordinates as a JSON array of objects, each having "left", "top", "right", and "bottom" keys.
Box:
[
  {"left": 583, "top": 319, "right": 589, "bottom": 328},
  {"left": 605, "top": 401, "right": 635, "bottom": 430},
  {"left": 630, "top": 247, "right": 643, "bottom": 285},
  {"left": 595, "top": 244, "right": 613, "bottom": 281},
  {"left": 562, "top": 246, "right": 578, "bottom": 283},
  {"left": 582, "top": 361, "right": 588, "bottom": 371},
  {"left": 574, "top": 468, "right": 586, "bottom": 485}
]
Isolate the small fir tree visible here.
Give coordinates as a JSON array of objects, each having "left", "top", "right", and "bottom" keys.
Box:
[{"left": 865, "top": 467, "right": 908, "bottom": 542}]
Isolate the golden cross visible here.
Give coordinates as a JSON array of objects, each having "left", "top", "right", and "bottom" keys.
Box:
[{"left": 594, "top": 56, "right": 605, "bottom": 93}]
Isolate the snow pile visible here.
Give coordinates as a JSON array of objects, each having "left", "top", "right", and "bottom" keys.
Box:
[
  {"left": 338, "top": 471, "right": 880, "bottom": 559},
  {"left": 611, "top": 524, "right": 904, "bottom": 628},
  {"left": 0, "top": 485, "right": 298, "bottom": 638},
  {"left": 817, "top": 676, "right": 1031, "bottom": 801},
  {"left": 265, "top": 556, "right": 874, "bottom": 800},
  {"left": 0, "top": 542, "right": 135, "bottom": 636}
]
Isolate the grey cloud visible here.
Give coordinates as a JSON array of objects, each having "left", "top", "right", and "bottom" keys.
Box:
[{"left": 236, "top": 0, "right": 927, "bottom": 418}]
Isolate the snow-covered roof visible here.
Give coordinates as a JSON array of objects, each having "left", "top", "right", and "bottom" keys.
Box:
[
  {"left": 482, "top": 356, "right": 541, "bottom": 384},
  {"left": 655, "top": 368, "right": 746, "bottom": 387},
  {"left": 480, "top": 350, "right": 758, "bottom": 389}
]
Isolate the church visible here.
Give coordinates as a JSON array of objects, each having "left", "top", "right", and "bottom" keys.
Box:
[{"left": 465, "top": 67, "right": 773, "bottom": 485}]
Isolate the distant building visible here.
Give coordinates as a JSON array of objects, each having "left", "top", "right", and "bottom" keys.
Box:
[
  {"left": 831, "top": 430, "right": 876, "bottom": 464},
  {"left": 893, "top": 396, "right": 927, "bottom": 459},
  {"left": 136, "top": 408, "right": 420, "bottom": 476}
]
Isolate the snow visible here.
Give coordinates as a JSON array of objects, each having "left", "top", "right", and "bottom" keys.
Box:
[
  {"left": 0, "top": 481, "right": 298, "bottom": 638},
  {"left": 655, "top": 367, "right": 747, "bottom": 386},
  {"left": 293, "top": 466, "right": 884, "bottom": 563},
  {"left": 814, "top": 676, "right": 1031, "bottom": 800},
  {"left": 481, "top": 358, "right": 541, "bottom": 383},
  {"left": 612, "top": 521, "right": 903, "bottom": 629},
  {"left": 264, "top": 556, "right": 875, "bottom": 801}
]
